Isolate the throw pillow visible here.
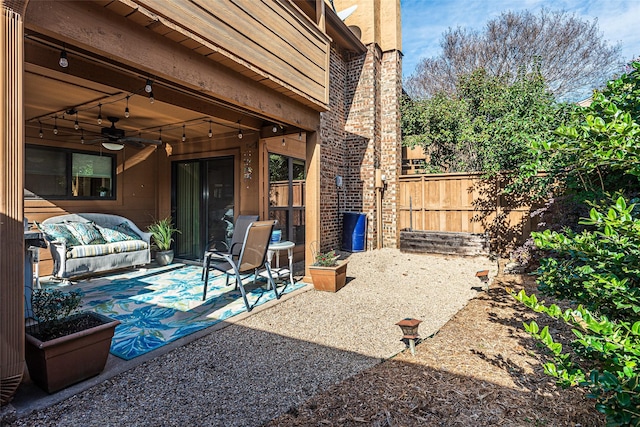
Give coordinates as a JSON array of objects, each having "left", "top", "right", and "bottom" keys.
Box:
[
  {"left": 34, "top": 221, "right": 81, "bottom": 246},
  {"left": 114, "top": 222, "right": 141, "bottom": 240},
  {"left": 97, "top": 224, "right": 135, "bottom": 242},
  {"left": 65, "top": 221, "right": 107, "bottom": 245}
]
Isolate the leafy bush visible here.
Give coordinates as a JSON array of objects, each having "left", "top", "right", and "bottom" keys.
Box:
[
  {"left": 513, "top": 290, "right": 640, "bottom": 427},
  {"left": 514, "top": 198, "right": 640, "bottom": 426},
  {"left": 513, "top": 63, "right": 640, "bottom": 426},
  {"left": 532, "top": 197, "right": 640, "bottom": 321}
]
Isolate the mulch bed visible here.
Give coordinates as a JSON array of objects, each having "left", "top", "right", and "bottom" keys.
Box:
[{"left": 266, "top": 272, "right": 605, "bottom": 427}]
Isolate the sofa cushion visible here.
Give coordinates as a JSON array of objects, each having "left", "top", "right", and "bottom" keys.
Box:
[
  {"left": 65, "top": 221, "right": 106, "bottom": 245},
  {"left": 67, "top": 243, "right": 115, "bottom": 259},
  {"left": 97, "top": 224, "right": 135, "bottom": 243},
  {"left": 66, "top": 240, "right": 149, "bottom": 259},
  {"left": 34, "top": 221, "right": 82, "bottom": 246},
  {"left": 114, "top": 222, "right": 142, "bottom": 240},
  {"left": 110, "top": 240, "right": 149, "bottom": 253}
]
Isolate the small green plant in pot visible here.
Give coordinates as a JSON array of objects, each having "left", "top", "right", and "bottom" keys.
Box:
[
  {"left": 309, "top": 242, "right": 348, "bottom": 292},
  {"left": 30, "top": 288, "right": 83, "bottom": 340},
  {"left": 25, "top": 288, "right": 120, "bottom": 393},
  {"left": 147, "top": 216, "right": 181, "bottom": 266},
  {"left": 313, "top": 249, "right": 339, "bottom": 267}
]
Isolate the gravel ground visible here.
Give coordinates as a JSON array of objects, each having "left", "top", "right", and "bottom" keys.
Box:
[{"left": 4, "top": 249, "right": 496, "bottom": 427}]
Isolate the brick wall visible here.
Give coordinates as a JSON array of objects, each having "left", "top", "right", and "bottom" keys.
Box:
[
  {"left": 380, "top": 49, "right": 402, "bottom": 248},
  {"left": 318, "top": 42, "right": 402, "bottom": 252},
  {"left": 318, "top": 46, "right": 347, "bottom": 252}
]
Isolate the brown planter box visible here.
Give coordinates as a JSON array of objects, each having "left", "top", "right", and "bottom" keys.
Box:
[
  {"left": 309, "top": 260, "right": 349, "bottom": 292},
  {"left": 25, "top": 312, "right": 120, "bottom": 393}
]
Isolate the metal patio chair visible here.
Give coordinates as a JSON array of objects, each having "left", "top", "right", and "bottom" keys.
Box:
[
  {"left": 202, "top": 220, "right": 279, "bottom": 312},
  {"left": 201, "top": 214, "right": 258, "bottom": 281}
]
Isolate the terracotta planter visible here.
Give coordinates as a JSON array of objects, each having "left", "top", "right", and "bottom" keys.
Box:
[
  {"left": 25, "top": 312, "right": 120, "bottom": 393},
  {"left": 155, "top": 249, "right": 174, "bottom": 266},
  {"left": 309, "top": 260, "right": 349, "bottom": 292}
]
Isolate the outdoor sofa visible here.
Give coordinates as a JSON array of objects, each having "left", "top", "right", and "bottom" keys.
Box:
[{"left": 38, "top": 213, "right": 151, "bottom": 279}]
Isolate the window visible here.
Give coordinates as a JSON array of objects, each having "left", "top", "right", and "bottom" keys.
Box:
[
  {"left": 25, "top": 145, "right": 116, "bottom": 199},
  {"left": 268, "top": 153, "right": 305, "bottom": 245}
]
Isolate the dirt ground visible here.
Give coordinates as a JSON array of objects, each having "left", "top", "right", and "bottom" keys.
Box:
[{"left": 266, "top": 271, "right": 605, "bottom": 427}]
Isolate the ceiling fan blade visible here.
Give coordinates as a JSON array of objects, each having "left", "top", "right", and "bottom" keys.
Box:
[
  {"left": 122, "top": 137, "right": 162, "bottom": 146},
  {"left": 85, "top": 138, "right": 107, "bottom": 145},
  {"left": 117, "top": 139, "right": 143, "bottom": 149}
]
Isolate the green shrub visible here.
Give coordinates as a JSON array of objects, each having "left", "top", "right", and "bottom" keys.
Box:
[{"left": 514, "top": 197, "right": 640, "bottom": 426}]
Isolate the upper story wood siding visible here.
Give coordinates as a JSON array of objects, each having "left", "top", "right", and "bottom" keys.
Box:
[{"left": 107, "top": 0, "right": 331, "bottom": 110}]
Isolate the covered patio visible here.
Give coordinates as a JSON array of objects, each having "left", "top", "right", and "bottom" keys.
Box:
[{"left": 2, "top": 0, "right": 403, "bottom": 411}]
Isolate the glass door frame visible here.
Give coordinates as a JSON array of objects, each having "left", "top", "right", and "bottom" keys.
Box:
[{"left": 170, "top": 151, "right": 239, "bottom": 261}]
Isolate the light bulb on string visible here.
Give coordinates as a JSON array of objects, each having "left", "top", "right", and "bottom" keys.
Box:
[
  {"left": 97, "top": 104, "right": 102, "bottom": 124},
  {"left": 53, "top": 116, "right": 58, "bottom": 135},
  {"left": 38, "top": 120, "right": 43, "bottom": 138},
  {"left": 158, "top": 128, "right": 162, "bottom": 144},
  {"left": 124, "top": 96, "right": 130, "bottom": 118},
  {"left": 182, "top": 124, "right": 186, "bottom": 142},
  {"left": 149, "top": 91, "right": 155, "bottom": 104},
  {"left": 58, "top": 48, "right": 68, "bottom": 68},
  {"left": 208, "top": 120, "right": 213, "bottom": 138},
  {"left": 74, "top": 111, "right": 79, "bottom": 130},
  {"left": 237, "top": 120, "right": 243, "bottom": 139},
  {"left": 144, "top": 79, "right": 153, "bottom": 93},
  {"left": 273, "top": 124, "right": 278, "bottom": 133},
  {"left": 80, "top": 129, "right": 85, "bottom": 144}
]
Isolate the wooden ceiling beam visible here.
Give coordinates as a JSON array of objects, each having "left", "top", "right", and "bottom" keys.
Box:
[
  {"left": 24, "top": 40, "right": 263, "bottom": 131},
  {"left": 24, "top": 0, "right": 320, "bottom": 131}
]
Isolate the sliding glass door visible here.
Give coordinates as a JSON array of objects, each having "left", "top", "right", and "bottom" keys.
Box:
[{"left": 172, "top": 156, "right": 234, "bottom": 260}]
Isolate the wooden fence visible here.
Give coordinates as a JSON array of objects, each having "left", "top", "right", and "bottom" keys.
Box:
[{"left": 398, "top": 172, "right": 535, "bottom": 252}]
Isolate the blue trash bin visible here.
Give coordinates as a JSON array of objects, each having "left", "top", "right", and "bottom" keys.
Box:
[{"left": 342, "top": 212, "right": 366, "bottom": 252}]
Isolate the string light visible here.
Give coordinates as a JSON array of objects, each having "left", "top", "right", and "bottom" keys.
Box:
[
  {"left": 58, "top": 48, "right": 68, "bottom": 68},
  {"left": 144, "top": 79, "right": 153, "bottom": 93},
  {"left": 149, "top": 91, "right": 154, "bottom": 104},
  {"left": 272, "top": 124, "right": 278, "bottom": 133},
  {"left": 97, "top": 103, "right": 102, "bottom": 124},
  {"left": 158, "top": 128, "right": 162, "bottom": 143},
  {"left": 124, "top": 96, "right": 130, "bottom": 118},
  {"left": 182, "top": 124, "right": 186, "bottom": 142},
  {"left": 298, "top": 131, "right": 302, "bottom": 140},
  {"left": 208, "top": 120, "right": 213, "bottom": 138},
  {"left": 74, "top": 111, "right": 79, "bottom": 130},
  {"left": 53, "top": 116, "right": 58, "bottom": 135},
  {"left": 38, "top": 120, "right": 43, "bottom": 138},
  {"left": 237, "top": 120, "right": 243, "bottom": 139},
  {"left": 80, "top": 128, "right": 85, "bottom": 144}
]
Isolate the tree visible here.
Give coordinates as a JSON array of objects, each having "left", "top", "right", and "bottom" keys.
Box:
[
  {"left": 518, "top": 61, "right": 640, "bottom": 202},
  {"left": 405, "top": 9, "right": 623, "bottom": 101},
  {"left": 401, "top": 67, "right": 570, "bottom": 174}
]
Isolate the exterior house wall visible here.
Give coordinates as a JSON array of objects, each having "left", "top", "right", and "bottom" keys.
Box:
[
  {"left": 318, "top": 46, "right": 347, "bottom": 252},
  {"left": 380, "top": 49, "right": 402, "bottom": 248},
  {"left": 318, "top": 42, "right": 402, "bottom": 253}
]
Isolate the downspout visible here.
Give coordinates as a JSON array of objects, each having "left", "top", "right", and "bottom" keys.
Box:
[{"left": 375, "top": 169, "right": 384, "bottom": 248}]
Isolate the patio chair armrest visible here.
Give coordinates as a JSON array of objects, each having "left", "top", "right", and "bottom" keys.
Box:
[{"left": 229, "top": 242, "right": 242, "bottom": 256}]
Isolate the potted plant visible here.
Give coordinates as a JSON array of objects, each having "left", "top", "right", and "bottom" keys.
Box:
[
  {"left": 308, "top": 243, "right": 349, "bottom": 292},
  {"left": 147, "top": 216, "right": 181, "bottom": 266},
  {"left": 98, "top": 186, "right": 109, "bottom": 197},
  {"left": 25, "top": 288, "right": 120, "bottom": 393}
]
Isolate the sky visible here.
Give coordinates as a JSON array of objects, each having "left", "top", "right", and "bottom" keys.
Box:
[{"left": 401, "top": 0, "right": 640, "bottom": 81}]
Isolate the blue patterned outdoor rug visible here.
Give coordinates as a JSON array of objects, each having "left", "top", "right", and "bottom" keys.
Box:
[{"left": 54, "top": 265, "right": 307, "bottom": 360}]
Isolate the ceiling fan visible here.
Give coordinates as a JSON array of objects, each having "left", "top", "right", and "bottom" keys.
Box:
[{"left": 87, "top": 116, "right": 160, "bottom": 150}]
